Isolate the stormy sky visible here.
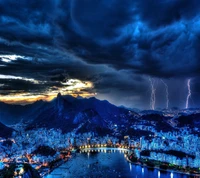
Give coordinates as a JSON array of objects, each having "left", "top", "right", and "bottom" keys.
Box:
[{"left": 0, "top": 0, "right": 200, "bottom": 109}]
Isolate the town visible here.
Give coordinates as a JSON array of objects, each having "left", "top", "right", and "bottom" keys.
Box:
[{"left": 0, "top": 118, "right": 200, "bottom": 177}]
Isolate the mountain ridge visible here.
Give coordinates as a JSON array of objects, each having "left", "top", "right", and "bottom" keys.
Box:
[
  {"left": 0, "top": 122, "right": 14, "bottom": 138},
  {"left": 25, "top": 93, "right": 128, "bottom": 135},
  {"left": 1, "top": 93, "right": 199, "bottom": 137}
]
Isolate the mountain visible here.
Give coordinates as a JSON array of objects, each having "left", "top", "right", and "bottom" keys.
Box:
[
  {"left": 25, "top": 93, "right": 129, "bottom": 135},
  {"left": 0, "top": 122, "right": 14, "bottom": 138},
  {"left": 0, "top": 100, "right": 46, "bottom": 125},
  {"left": 140, "top": 110, "right": 164, "bottom": 115},
  {"left": 175, "top": 113, "right": 200, "bottom": 128},
  {"left": 3, "top": 93, "right": 196, "bottom": 137},
  {"left": 74, "top": 108, "right": 111, "bottom": 136},
  {"left": 139, "top": 114, "right": 176, "bottom": 132}
]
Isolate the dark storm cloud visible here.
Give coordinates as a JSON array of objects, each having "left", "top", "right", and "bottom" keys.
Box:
[
  {"left": 54, "top": 0, "right": 135, "bottom": 69},
  {"left": 1, "top": 0, "right": 200, "bottom": 77},
  {"left": 0, "top": 78, "right": 64, "bottom": 95},
  {"left": 1, "top": 0, "right": 200, "bottom": 108},
  {"left": 128, "top": 19, "right": 200, "bottom": 78},
  {"left": 0, "top": 79, "right": 43, "bottom": 95},
  {"left": 55, "top": 0, "right": 200, "bottom": 78},
  {"left": 94, "top": 71, "right": 146, "bottom": 93},
  {"left": 136, "top": 0, "right": 200, "bottom": 28},
  {"left": 0, "top": 0, "right": 135, "bottom": 67}
]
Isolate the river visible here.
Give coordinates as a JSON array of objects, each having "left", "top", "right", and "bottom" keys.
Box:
[{"left": 45, "top": 149, "right": 192, "bottom": 178}]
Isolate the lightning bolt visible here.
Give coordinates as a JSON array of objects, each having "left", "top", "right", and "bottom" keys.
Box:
[
  {"left": 185, "top": 79, "right": 191, "bottom": 109},
  {"left": 149, "top": 78, "right": 156, "bottom": 110},
  {"left": 161, "top": 79, "right": 169, "bottom": 109}
]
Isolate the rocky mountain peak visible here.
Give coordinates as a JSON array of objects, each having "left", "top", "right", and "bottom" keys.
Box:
[
  {"left": 56, "top": 92, "right": 64, "bottom": 112},
  {"left": 57, "top": 92, "right": 62, "bottom": 98}
]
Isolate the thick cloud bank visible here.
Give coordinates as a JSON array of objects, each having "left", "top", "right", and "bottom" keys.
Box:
[{"left": 0, "top": 0, "right": 200, "bottom": 109}]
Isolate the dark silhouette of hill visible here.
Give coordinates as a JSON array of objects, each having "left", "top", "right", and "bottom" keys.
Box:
[
  {"left": 139, "top": 114, "right": 176, "bottom": 132},
  {"left": 2, "top": 93, "right": 197, "bottom": 137},
  {"left": 175, "top": 113, "right": 200, "bottom": 128},
  {"left": 25, "top": 93, "right": 128, "bottom": 135},
  {"left": 0, "top": 100, "right": 46, "bottom": 125},
  {"left": 32, "top": 145, "right": 56, "bottom": 156},
  {"left": 0, "top": 122, "right": 14, "bottom": 138}
]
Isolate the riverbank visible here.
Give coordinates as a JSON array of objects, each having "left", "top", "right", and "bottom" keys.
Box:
[
  {"left": 41, "top": 154, "right": 74, "bottom": 177},
  {"left": 126, "top": 154, "right": 200, "bottom": 177}
]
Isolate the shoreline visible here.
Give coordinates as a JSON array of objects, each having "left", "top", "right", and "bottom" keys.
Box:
[
  {"left": 126, "top": 156, "right": 200, "bottom": 177},
  {"left": 43, "top": 155, "right": 73, "bottom": 177}
]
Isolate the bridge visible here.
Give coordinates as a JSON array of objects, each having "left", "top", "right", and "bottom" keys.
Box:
[
  {"left": 78, "top": 144, "right": 140, "bottom": 150},
  {"left": 77, "top": 144, "right": 140, "bottom": 154},
  {"left": 80, "top": 147, "right": 133, "bottom": 154}
]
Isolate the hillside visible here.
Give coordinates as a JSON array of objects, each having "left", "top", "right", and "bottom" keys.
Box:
[
  {"left": 25, "top": 93, "right": 128, "bottom": 135},
  {"left": 0, "top": 122, "right": 14, "bottom": 138}
]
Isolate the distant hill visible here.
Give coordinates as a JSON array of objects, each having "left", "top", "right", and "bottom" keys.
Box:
[
  {"left": 140, "top": 110, "right": 164, "bottom": 115},
  {"left": 1, "top": 93, "right": 198, "bottom": 137},
  {"left": 175, "top": 113, "right": 200, "bottom": 128},
  {"left": 0, "top": 122, "right": 14, "bottom": 138},
  {"left": 25, "top": 93, "right": 129, "bottom": 135},
  {"left": 0, "top": 100, "right": 46, "bottom": 125},
  {"left": 139, "top": 114, "right": 176, "bottom": 132},
  {"left": 0, "top": 94, "right": 128, "bottom": 125}
]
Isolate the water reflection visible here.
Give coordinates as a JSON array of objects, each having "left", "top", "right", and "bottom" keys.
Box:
[
  {"left": 45, "top": 150, "right": 191, "bottom": 178},
  {"left": 158, "top": 170, "right": 160, "bottom": 178},
  {"left": 142, "top": 167, "right": 144, "bottom": 174},
  {"left": 129, "top": 163, "right": 132, "bottom": 172}
]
